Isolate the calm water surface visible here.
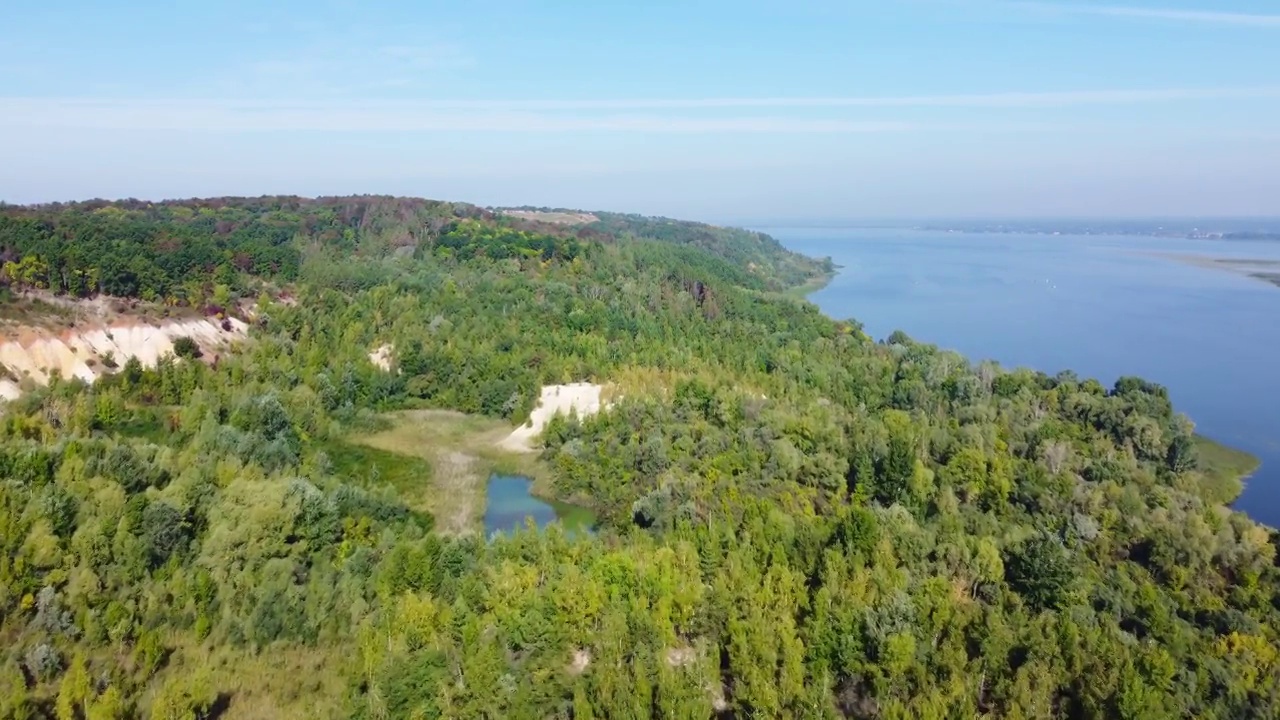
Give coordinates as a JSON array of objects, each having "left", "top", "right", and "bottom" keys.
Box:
[
  {"left": 484, "top": 474, "right": 596, "bottom": 537},
  {"left": 774, "top": 228, "right": 1280, "bottom": 527}
]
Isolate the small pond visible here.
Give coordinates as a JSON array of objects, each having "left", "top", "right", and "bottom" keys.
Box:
[{"left": 483, "top": 474, "right": 596, "bottom": 537}]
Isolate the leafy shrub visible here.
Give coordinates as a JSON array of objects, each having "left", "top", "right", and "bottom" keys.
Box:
[{"left": 172, "top": 336, "right": 202, "bottom": 360}]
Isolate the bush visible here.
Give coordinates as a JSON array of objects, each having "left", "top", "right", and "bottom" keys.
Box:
[
  {"left": 23, "top": 643, "right": 61, "bottom": 681},
  {"left": 172, "top": 336, "right": 202, "bottom": 360}
]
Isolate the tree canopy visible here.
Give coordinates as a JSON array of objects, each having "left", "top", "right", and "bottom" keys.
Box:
[{"left": 0, "top": 196, "right": 1274, "bottom": 719}]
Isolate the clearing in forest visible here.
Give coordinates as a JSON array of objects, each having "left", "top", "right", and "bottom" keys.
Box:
[
  {"left": 500, "top": 209, "right": 599, "bottom": 225},
  {"left": 345, "top": 409, "right": 545, "bottom": 536}
]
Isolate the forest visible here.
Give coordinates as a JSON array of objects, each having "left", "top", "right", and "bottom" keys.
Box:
[{"left": 0, "top": 196, "right": 1276, "bottom": 719}]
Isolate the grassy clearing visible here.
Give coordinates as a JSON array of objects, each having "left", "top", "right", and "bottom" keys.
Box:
[
  {"left": 115, "top": 407, "right": 172, "bottom": 443},
  {"left": 501, "top": 209, "right": 598, "bottom": 225},
  {"left": 345, "top": 409, "right": 548, "bottom": 536},
  {"left": 0, "top": 292, "right": 80, "bottom": 327},
  {"left": 781, "top": 271, "right": 836, "bottom": 301},
  {"left": 1194, "top": 434, "right": 1261, "bottom": 505},
  {"left": 322, "top": 439, "right": 433, "bottom": 505}
]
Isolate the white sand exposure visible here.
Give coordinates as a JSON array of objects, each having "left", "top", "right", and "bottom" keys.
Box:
[
  {"left": 368, "top": 344, "right": 394, "bottom": 372},
  {"left": 499, "top": 382, "right": 607, "bottom": 452},
  {"left": 0, "top": 317, "right": 246, "bottom": 399}
]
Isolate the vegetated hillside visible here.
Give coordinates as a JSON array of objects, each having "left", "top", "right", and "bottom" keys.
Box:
[
  {"left": 0, "top": 196, "right": 828, "bottom": 304},
  {"left": 0, "top": 197, "right": 1276, "bottom": 719},
  {"left": 588, "top": 210, "right": 835, "bottom": 290}
]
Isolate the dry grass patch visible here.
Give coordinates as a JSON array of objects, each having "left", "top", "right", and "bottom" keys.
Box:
[{"left": 501, "top": 209, "right": 598, "bottom": 225}]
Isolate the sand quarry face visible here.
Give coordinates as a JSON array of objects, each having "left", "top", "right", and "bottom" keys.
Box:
[
  {"left": 500, "top": 383, "right": 607, "bottom": 452},
  {"left": 0, "top": 317, "right": 248, "bottom": 400}
]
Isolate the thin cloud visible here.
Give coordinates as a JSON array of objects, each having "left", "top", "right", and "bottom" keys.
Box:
[
  {"left": 0, "top": 99, "right": 919, "bottom": 133},
  {"left": 1010, "top": 2, "right": 1280, "bottom": 26},
  {"left": 6, "top": 85, "right": 1278, "bottom": 111},
  {"left": 459, "top": 87, "right": 1280, "bottom": 109},
  {"left": 203, "top": 39, "right": 474, "bottom": 97},
  {"left": 1, "top": 86, "right": 1275, "bottom": 132}
]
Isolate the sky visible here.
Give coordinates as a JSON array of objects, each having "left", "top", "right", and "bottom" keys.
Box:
[{"left": 2, "top": 0, "right": 1279, "bottom": 220}]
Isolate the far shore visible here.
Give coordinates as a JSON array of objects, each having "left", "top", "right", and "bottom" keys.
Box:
[{"left": 1145, "top": 252, "right": 1280, "bottom": 289}]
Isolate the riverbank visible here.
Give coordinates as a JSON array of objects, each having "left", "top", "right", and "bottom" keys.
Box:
[
  {"left": 781, "top": 231, "right": 1270, "bottom": 523},
  {"left": 1194, "top": 435, "right": 1263, "bottom": 507},
  {"left": 1148, "top": 252, "right": 1280, "bottom": 289},
  {"left": 782, "top": 269, "right": 838, "bottom": 300}
]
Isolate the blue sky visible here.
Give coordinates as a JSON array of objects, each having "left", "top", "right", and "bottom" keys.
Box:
[{"left": 2, "top": 0, "right": 1278, "bottom": 219}]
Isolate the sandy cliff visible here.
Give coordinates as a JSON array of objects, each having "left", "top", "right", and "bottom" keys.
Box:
[{"left": 0, "top": 317, "right": 247, "bottom": 400}]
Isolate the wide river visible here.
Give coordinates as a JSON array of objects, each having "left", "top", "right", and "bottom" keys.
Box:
[{"left": 774, "top": 228, "right": 1280, "bottom": 528}]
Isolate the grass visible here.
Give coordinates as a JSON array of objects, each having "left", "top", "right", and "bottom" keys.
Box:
[
  {"left": 322, "top": 439, "right": 433, "bottom": 505},
  {"left": 345, "top": 409, "right": 549, "bottom": 536},
  {"left": 115, "top": 408, "right": 172, "bottom": 443},
  {"left": 1193, "top": 434, "right": 1261, "bottom": 505},
  {"left": 0, "top": 292, "right": 78, "bottom": 326},
  {"left": 781, "top": 270, "right": 836, "bottom": 300}
]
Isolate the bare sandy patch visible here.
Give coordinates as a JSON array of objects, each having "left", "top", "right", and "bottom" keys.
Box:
[
  {"left": 501, "top": 210, "right": 599, "bottom": 225},
  {"left": 500, "top": 383, "right": 607, "bottom": 453},
  {"left": 1146, "top": 252, "right": 1280, "bottom": 289},
  {"left": 368, "top": 344, "right": 394, "bottom": 372},
  {"left": 0, "top": 317, "right": 247, "bottom": 398},
  {"left": 568, "top": 649, "right": 591, "bottom": 675}
]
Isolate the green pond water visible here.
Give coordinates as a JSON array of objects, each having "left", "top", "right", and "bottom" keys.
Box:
[{"left": 483, "top": 474, "right": 596, "bottom": 536}]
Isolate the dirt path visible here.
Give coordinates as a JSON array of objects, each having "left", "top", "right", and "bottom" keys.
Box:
[{"left": 435, "top": 450, "right": 480, "bottom": 535}]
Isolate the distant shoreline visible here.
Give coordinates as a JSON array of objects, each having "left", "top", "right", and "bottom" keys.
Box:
[
  {"left": 746, "top": 221, "right": 1280, "bottom": 241},
  {"left": 782, "top": 269, "right": 838, "bottom": 300},
  {"left": 1147, "top": 252, "right": 1280, "bottom": 289}
]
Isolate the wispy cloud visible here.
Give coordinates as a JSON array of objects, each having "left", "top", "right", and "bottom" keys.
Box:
[
  {"left": 1, "top": 86, "right": 1276, "bottom": 133},
  {"left": 206, "top": 40, "right": 474, "bottom": 97},
  {"left": 447, "top": 86, "right": 1280, "bottom": 109},
  {"left": 0, "top": 99, "right": 924, "bottom": 133},
  {"left": 1010, "top": 2, "right": 1280, "bottom": 26}
]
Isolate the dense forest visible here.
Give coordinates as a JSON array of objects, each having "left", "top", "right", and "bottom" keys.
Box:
[
  {"left": 0, "top": 196, "right": 1276, "bottom": 719},
  {"left": 0, "top": 197, "right": 829, "bottom": 303}
]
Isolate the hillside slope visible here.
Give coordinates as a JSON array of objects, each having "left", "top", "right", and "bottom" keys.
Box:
[
  {"left": 1, "top": 196, "right": 829, "bottom": 302},
  {"left": 0, "top": 196, "right": 1274, "bottom": 719}
]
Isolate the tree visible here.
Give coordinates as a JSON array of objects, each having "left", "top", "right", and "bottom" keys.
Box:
[
  {"left": 1006, "top": 532, "right": 1075, "bottom": 611},
  {"left": 142, "top": 501, "right": 192, "bottom": 568},
  {"left": 56, "top": 654, "right": 91, "bottom": 720},
  {"left": 172, "top": 336, "right": 202, "bottom": 360},
  {"left": 1166, "top": 433, "right": 1197, "bottom": 473}
]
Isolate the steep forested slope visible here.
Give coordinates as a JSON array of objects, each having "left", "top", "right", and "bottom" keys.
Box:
[
  {"left": 0, "top": 196, "right": 827, "bottom": 302},
  {"left": 587, "top": 210, "right": 834, "bottom": 291},
  {"left": 0, "top": 197, "right": 1275, "bottom": 719}
]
